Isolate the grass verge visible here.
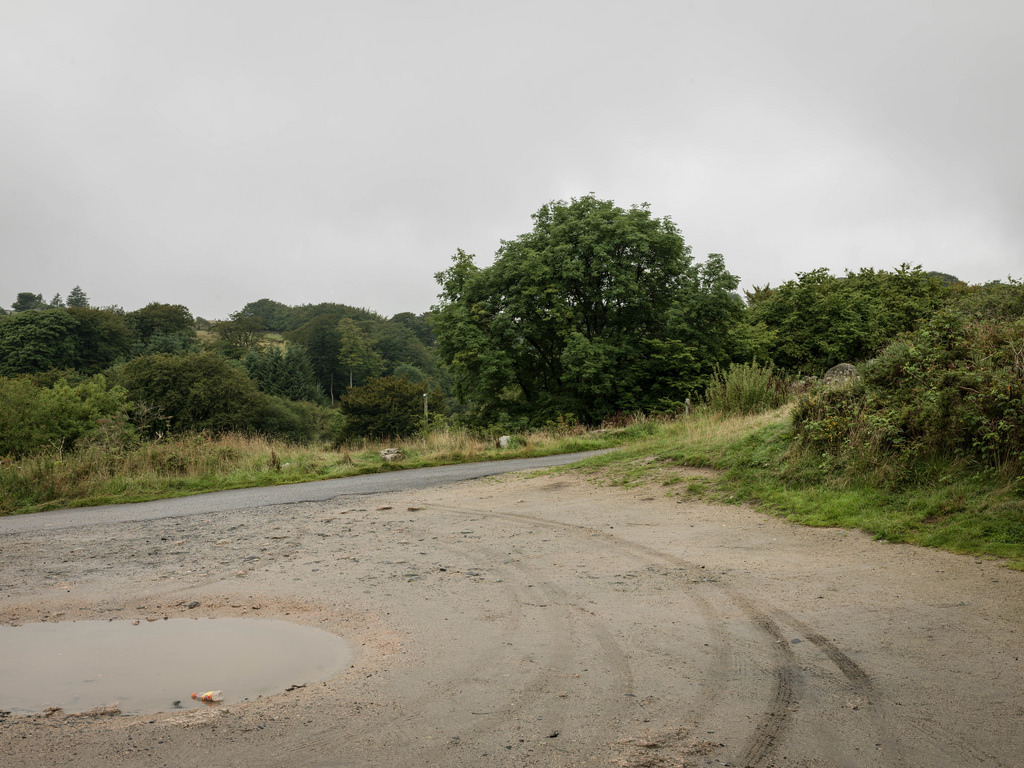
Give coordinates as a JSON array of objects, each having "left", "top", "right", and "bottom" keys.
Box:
[
  {"left": 0, "top": 418, "right": 656, "bottom": 516},
  {"left": 570, "top": 407, "right": 1024, "bottom": 569}
]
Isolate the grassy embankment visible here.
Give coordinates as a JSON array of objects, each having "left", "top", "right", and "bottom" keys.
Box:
[{"left": 3, "top": 406, "right": 1021, "bottom": 569}]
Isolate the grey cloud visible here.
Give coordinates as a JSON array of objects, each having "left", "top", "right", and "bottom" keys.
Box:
[{"left": 1, "top": 1, "right": 1020, "bottom": 319}]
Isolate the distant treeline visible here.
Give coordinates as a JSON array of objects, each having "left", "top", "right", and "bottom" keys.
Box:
[
  {"left": 2, "top": 196, "right": 1021, "bottom": 459},
  {"left": 0, "top": 287, "right": 444, "bottom": 456}
]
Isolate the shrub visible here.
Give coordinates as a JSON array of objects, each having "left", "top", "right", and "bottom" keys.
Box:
[
  {"left": 791, "top": 302, "right": 1024, "bottom": 485},
  {"left": 113, "top": 352, "right": 265, "bottom": 435},
  {"left": 331, "top": 376, "right": 444, "bottom": 444},
  {"left": 255, "top": 396, "right": 329, "bottom": 443},
  {"left": 741, "top": 264, "right": 950, "bottom": 374},
  {"left": 0, "top": 375, "right": 133, "bottom": 458}
]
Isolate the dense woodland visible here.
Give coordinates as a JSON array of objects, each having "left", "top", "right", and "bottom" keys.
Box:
[{"left": 2, "top": 195, "right": 1022, "bottom": 484}]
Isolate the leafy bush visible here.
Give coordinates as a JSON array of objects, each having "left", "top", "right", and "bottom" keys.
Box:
[
  {"left": 331, "top": 376, "right": 443, "bottom": 444},
  {"left": 704, "top": 361, "right": 789, "bottom": 415},
  {"left": 0, "top": 375, "right": 133, "bottom": 458},
  {"left": 113, "top": 352, "right": 265, "bottom": 435},
  {"left": 792, "top": 300, "right": 1024, "bottom": 485},
  {"left": 743, "top": 264, "right": 950, "bottom": 374},
  {"left": 0, "top": 309, "right": 80, "bottom": 375},
  {"left": 255, "top": 395, "right": 330, "bottom": 443},
  {"left": 867, "top": 310, "right": 1023, "bottom": 469}
]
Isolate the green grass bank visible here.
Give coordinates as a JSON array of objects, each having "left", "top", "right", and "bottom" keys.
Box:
[{"left": 573, "top": 407, "right": 1024, "bottom": 569}]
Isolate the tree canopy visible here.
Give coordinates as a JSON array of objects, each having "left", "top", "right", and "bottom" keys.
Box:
[
  {"left": 128, "top": 303, "right": 196, "bottom": 344},
  {"left": 0, "top": 309, "right": 80, "bottom": 375},
  {"left": 212, "top": 314, "right": 266, "bottom": 358},
  {"left": 243, "top": 346, "right": 325, "bottom": 404},
  {"left": 11, "top": 292, "right": 47, "bottom": 312},
  {"left": 67, "top": 306, "right": 133, "bottom": 372},
  {"left": 113, "top": 351, "right": 264, "bottom": 435},
  {"left": 432, "top": 195, "right": 741, "bottom": 424},
  {"left": 66, "top": 285, "right": 90, "bottom": 308},
  {"left": 742, "top": 265, "right": 951, "bottom": 374}
]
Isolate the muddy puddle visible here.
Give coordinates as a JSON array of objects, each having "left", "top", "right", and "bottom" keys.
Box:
[{"left": 0, "top": 617, "right": 355, "bottom": 715}]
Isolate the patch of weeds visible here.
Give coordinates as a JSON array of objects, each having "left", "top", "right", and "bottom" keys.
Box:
[{"left": 686, "top": 478, "right": 711, "bottom": 497}]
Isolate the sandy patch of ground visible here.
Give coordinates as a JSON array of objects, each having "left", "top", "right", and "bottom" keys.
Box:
[{"left": 1, "top": 470, "right": 1022, "bottom": 767}]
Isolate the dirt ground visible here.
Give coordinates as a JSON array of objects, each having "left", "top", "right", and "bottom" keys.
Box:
[{"left": 1, "top": 468, "right": 1022, "bottom": 767}]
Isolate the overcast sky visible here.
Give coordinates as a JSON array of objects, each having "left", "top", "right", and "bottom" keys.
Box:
[{"left": 3, "top": 1, "right": 1021, "bottom": 320}]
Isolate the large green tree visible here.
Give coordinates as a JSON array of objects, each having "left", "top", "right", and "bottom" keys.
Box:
[
  {"left": 236, "top": 298, "right": 292, "bottom": 331},
  {"left": 285, "top": 315, "right": 345, "bottom": 402},
  {"left": 433, "top": 195, "right": 740, "bottom": 424},
  {"left": 127, "top": 302, "right": 197, "bottom": 354},
  {"left": 11, "top": 292, "right": 47, "bottom": 312},
  {"left": 212, "top": 314, "right": 266, "bottom": 358},
  {"left": 0, "top": 309, "right": 80, "bottom": 375},
  {"left": 67, "top": 306, "right": 133, "bottom": 372},
  {"left": 66, "top": 285, "right": 90, "bottom": 308},
  {"left": 374, "top": 316, "right": 438, "bottom": 378},
  {"left": 390, "top": 311, "right": 436, "bottom": 347},
  {"left": 336, "top": 317, "right": 384, "bottom": 388},
  {"left": 243, "top": 346, "right": 325, "bottom": 404}
]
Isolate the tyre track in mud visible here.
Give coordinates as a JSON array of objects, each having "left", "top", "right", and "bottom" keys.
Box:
[
  {"left": 366, "top": 514, "right": 639, "bottom": 766},
  {"left": 426, "top": 502, "right": 903, "bottom": 768},
  {"left": 737, "top": 613, "right": 799, "bottom": 768},
  {"left": 248, "top": 508, "right": 643, "bottom": 767}
]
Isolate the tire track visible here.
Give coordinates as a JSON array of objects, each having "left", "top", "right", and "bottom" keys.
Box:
[
  {"left": 766, "top": 607, "right": 909, "bottom": 768},
  {"left": 428, "top": 502, "right": 896, "bottom": 767},
  {"left": 734, "top": 612, "right": 799, "bottom": 768},
  {"left": 293, "top": 511, "right": 640, "bottom": 765}
]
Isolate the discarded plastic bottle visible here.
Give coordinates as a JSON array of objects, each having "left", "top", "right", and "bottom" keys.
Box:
[{"left": 191, "top": 690, "right": 223, "bottom": 703}]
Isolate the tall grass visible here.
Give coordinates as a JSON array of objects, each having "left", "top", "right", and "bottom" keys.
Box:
[
  {"left": 0, "top": 433, "right": 305, "bottom": 514},
  {"left": 571, "top": 407, "right": 788, "bottom": 485},
  {"left": 703, "top": 361, "right": 789, "bottom": 415},
  {"left": 0, "top": 415, "right": 653, "bottom": 516}
]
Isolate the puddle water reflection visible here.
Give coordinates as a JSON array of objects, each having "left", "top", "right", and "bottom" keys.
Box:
[{"left": 0, "top": 617, "right": 355, "bottom": 715}]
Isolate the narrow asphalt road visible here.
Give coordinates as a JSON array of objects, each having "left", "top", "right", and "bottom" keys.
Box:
[{"left": 0, "top": 450, "right": 610, "bottom": 533}]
